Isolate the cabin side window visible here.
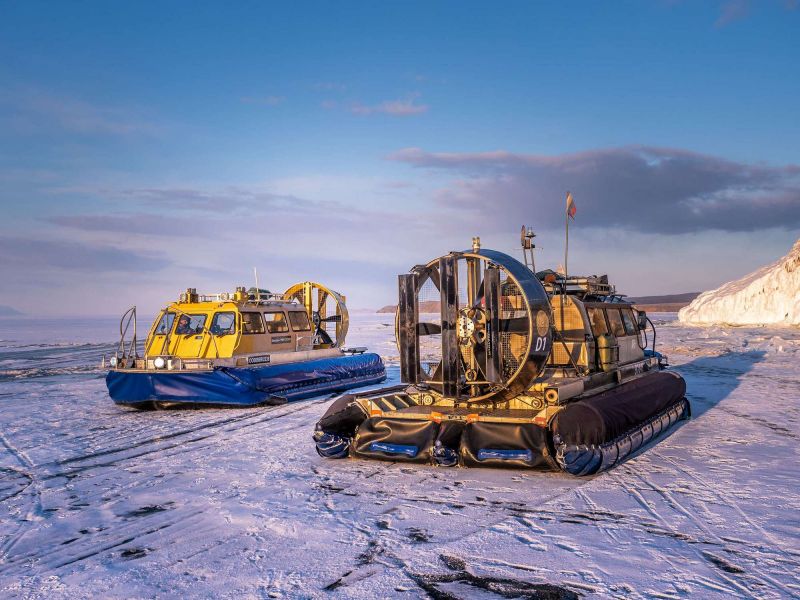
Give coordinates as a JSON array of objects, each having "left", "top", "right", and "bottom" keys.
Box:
[
  {"left": 153, "top": 312, "right": 175, "bottom": 335},
  {"left": 606, "top": 308, "right": 626, "bottom": 337},
  {"left": 620, "top": 308, "right": 638, "bottom": 336},
  {"left": 264, "top": 312, "right": 289, "bottom": 333},
  {"left": 210, "top": 312, "right": 236, "bottom": 335},
  {"left": 289, "top": 311, "right": 312, "bottom": 332},
  {"left": 241, "top": 312, "right": 264, "bottom": 334},
  {"left": 587, "top": 308, "right": 609, "bottom": 336},
  {"left": 174, "top": 314, "right": 207, "bottom": 334}
]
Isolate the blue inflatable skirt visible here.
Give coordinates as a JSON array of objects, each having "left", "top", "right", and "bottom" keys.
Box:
[{"left": 107, "top": 353, "right": 386, "bottom": 408}]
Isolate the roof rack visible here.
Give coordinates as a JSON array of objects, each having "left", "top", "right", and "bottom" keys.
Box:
[
  {"left": 178, "top": 288, "right": 299, "bottom": 305},
  {"left": 538, "top": 272, "right": 619, "bottom": 300}
]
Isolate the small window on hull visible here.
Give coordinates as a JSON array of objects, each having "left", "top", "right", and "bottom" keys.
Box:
[
  {"left": 621, "top": 308, "right": 638, "bottom": 336},
  {"left": 241, "top": 312, "right": 265, "bottom": 334},
  {"left": 606, "top": 309, "right": 626, "bottom": 337},
  {"left": 211, "top": 312, "right": 236, "bottom": 336},
  {"left": 264, "top": 312, "right": 289, "bottom": 333},
  {"left": 289, "top": 311, "right": 312, "bottom": 332}
]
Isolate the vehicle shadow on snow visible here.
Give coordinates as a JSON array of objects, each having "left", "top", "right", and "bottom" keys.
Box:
[{"left": 673, "top": 350, "right": 766, "bottom": 418}]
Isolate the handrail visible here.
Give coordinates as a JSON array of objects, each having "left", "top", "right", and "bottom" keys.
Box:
[{"left": 117, "top": 306, "right": 138, "bottom": 363}]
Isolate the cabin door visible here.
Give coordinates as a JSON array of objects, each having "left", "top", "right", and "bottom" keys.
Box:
[{"left": 169, "top": 313, "right": 211, "bottom": 358}]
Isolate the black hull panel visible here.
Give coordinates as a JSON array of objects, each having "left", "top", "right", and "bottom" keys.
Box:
[{"left": 313, "top": 372, "right": 690, "bottom": 476}]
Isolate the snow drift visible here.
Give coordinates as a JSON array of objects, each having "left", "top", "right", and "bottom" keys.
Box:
[{"left": 679, "top": 239, "right": 800, "bottom": 326}]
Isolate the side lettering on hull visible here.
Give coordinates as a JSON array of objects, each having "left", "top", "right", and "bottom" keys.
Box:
[{"left": 247, "top": 355, "right": 271, "bottom": 365}]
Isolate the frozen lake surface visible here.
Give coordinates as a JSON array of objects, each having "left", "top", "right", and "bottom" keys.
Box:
[{"left": 1, "top": 313, "right": 799, "bottom": 598}]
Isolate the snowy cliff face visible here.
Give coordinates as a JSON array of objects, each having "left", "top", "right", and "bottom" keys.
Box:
[{"left": 679, "top": 239, "right": 800, "bottom": 326}]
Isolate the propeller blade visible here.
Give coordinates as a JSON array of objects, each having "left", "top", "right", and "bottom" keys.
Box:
[
  {"left": 472, "top": 278, "right": 485, "bottom": 308},
  {"left": 439, "top": 255, "right": 459, "bottom": 399},
  {"left": 417, "top": 322, "right": 441, "bottom": 335},
  {"left": 317, "top": 288, "right": 329, "bottom": 319},
  {"left": 398, "top": 273, "right": 420, "bottom": 384},
  {"left": 320, "top": 314, "right": 342, "bottom": 323},
  {"left": 483, "top": 266, "right": 502, "bottom": 382},
  {"left": 315, "top": 327, "right": 333, "bottom": 346},
  {"left": 499, "top": 316, "right": 529, "bottom": 334}
]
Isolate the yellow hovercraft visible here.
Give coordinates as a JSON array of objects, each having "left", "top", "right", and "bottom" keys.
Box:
[{"left": 107, "top": 282, "right": 386, "bottom": 409}]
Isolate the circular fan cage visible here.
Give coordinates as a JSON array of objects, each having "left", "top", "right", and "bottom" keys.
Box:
[
  {"left": 395, "top": 249, "right": 553, "bottom": 405},
  {"left": 284, "top": 281, "right": 349, "bottom": 348}
]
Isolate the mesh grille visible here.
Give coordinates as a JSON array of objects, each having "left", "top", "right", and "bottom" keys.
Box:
[
  {"left": 550, "top": 296, "right": 585, "bottom": 341},
  {"left": 409, "top": 258, "right": 533, "bottom": 395},
  {"left": 499, "top": 277, "right": 528, "bottom": 379},
  {"left": 417, "top": 273, "right": 442, "bottom": 367},
  {"left": 549, "top": 342, "right": 587, "bottom": 366}
]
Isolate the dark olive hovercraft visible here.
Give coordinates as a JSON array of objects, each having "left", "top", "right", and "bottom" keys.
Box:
[{"left": 313, "top": 233, "right": 689, "bottom": 476}]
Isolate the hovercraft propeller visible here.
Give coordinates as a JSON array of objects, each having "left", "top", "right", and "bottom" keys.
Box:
[
  {"left": 285, "top": 281, "right": 349, "bottom": 348},
  {"left": 397, "top": 246, "right": 553, "bottom": 404}
]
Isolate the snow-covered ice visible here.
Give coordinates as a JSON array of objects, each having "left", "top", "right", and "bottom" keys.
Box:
[
  {"left": 1, "top": 314, "right": 799, "bottom": 598},
  {"left": 679, "top": 239, "right": 800, "bottom": 326}
]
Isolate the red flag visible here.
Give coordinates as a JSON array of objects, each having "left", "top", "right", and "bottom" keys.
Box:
[{"left": 566, "top": 192, "right": 576, "bottom": 220}]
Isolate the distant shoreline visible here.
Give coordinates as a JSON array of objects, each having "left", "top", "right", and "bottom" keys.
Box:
[
  {"left": 377, "top": 297, "right": 697, "bottom": 314},
  {"left": 633, "top": 303, "right": 690, "bottom": 313}
]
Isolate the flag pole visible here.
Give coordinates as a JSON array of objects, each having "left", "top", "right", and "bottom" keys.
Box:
[
  {"left": 563, "top": 192, "right": 569, "bottom": 301},
  {"left": 564, "top": 200, "right": 569, "bottom": 285}
]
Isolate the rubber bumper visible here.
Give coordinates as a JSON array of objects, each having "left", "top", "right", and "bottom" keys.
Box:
[{"left": 552, "top": 371, "right": 690, "bottom": 475}]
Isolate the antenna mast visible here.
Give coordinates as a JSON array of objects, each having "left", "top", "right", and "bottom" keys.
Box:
[
  {"left": 253, "top": 267, "right": 261, "bottom": 301},
  {"left": 520, "top": 225, "right": 537, "bottom": 272}
]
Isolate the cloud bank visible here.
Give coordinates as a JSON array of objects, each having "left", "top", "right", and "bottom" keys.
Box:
[{"left": 389, "top": 146, "right": 800, "bottom": 234}]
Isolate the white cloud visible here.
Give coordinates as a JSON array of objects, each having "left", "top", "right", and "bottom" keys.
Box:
[{"left": 351, "top": 93, "right": 428, "bottom": 116}]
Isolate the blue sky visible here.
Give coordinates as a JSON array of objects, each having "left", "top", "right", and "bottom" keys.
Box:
[{"left": 1, "top": 1, "right": 798, "bottom": 316}]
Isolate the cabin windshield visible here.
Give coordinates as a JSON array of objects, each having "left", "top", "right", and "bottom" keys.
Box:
[
  {"left": 211, "top": 312, "right": 236, "bottom": 336},
  {"left": 175, "top": 314, "right": 207, "bottom": 335},
  {"left": 153, "top": 312, "right": 175, "bottom": 335}
]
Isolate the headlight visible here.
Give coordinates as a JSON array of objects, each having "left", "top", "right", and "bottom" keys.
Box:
[
  {"left": 153, "top": 357, "right": 166, "bottom": 369},
  {"left": 109, "top": 356, "right": 118, "bottom": 367}
]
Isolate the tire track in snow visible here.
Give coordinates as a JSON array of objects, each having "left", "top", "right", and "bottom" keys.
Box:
[
  {"left": 0, "top": 508, "right": 210, "bottom": 576},
  {"left": 38, "top": 397, "right": 333, "bottom": 480},
  {"left": 0, "top": 396, "right": 334, "bottom": 578},
  {"left": 0, "top": 430, "right": 45, "bottom": 564},
  {"left": 627, "top": 469, "right": 793, "bottom": 598},
  {"left": 649, "top": 451, "right": 800, "bottom": 591},
  {"left": 313, "top": 464, "right": 592, "bottom": 596},
  {"left": 606, "top": 468, "right": 745, "bottom": 598}
]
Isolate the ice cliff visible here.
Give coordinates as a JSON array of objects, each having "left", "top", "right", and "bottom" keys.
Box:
[{"left": 678, "top": 239, "right": 800, "bottom": 326}]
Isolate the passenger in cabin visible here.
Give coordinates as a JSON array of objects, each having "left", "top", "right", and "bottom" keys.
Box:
[{"left": 175, "top": 315, "right": 192, "bottom": 335}]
